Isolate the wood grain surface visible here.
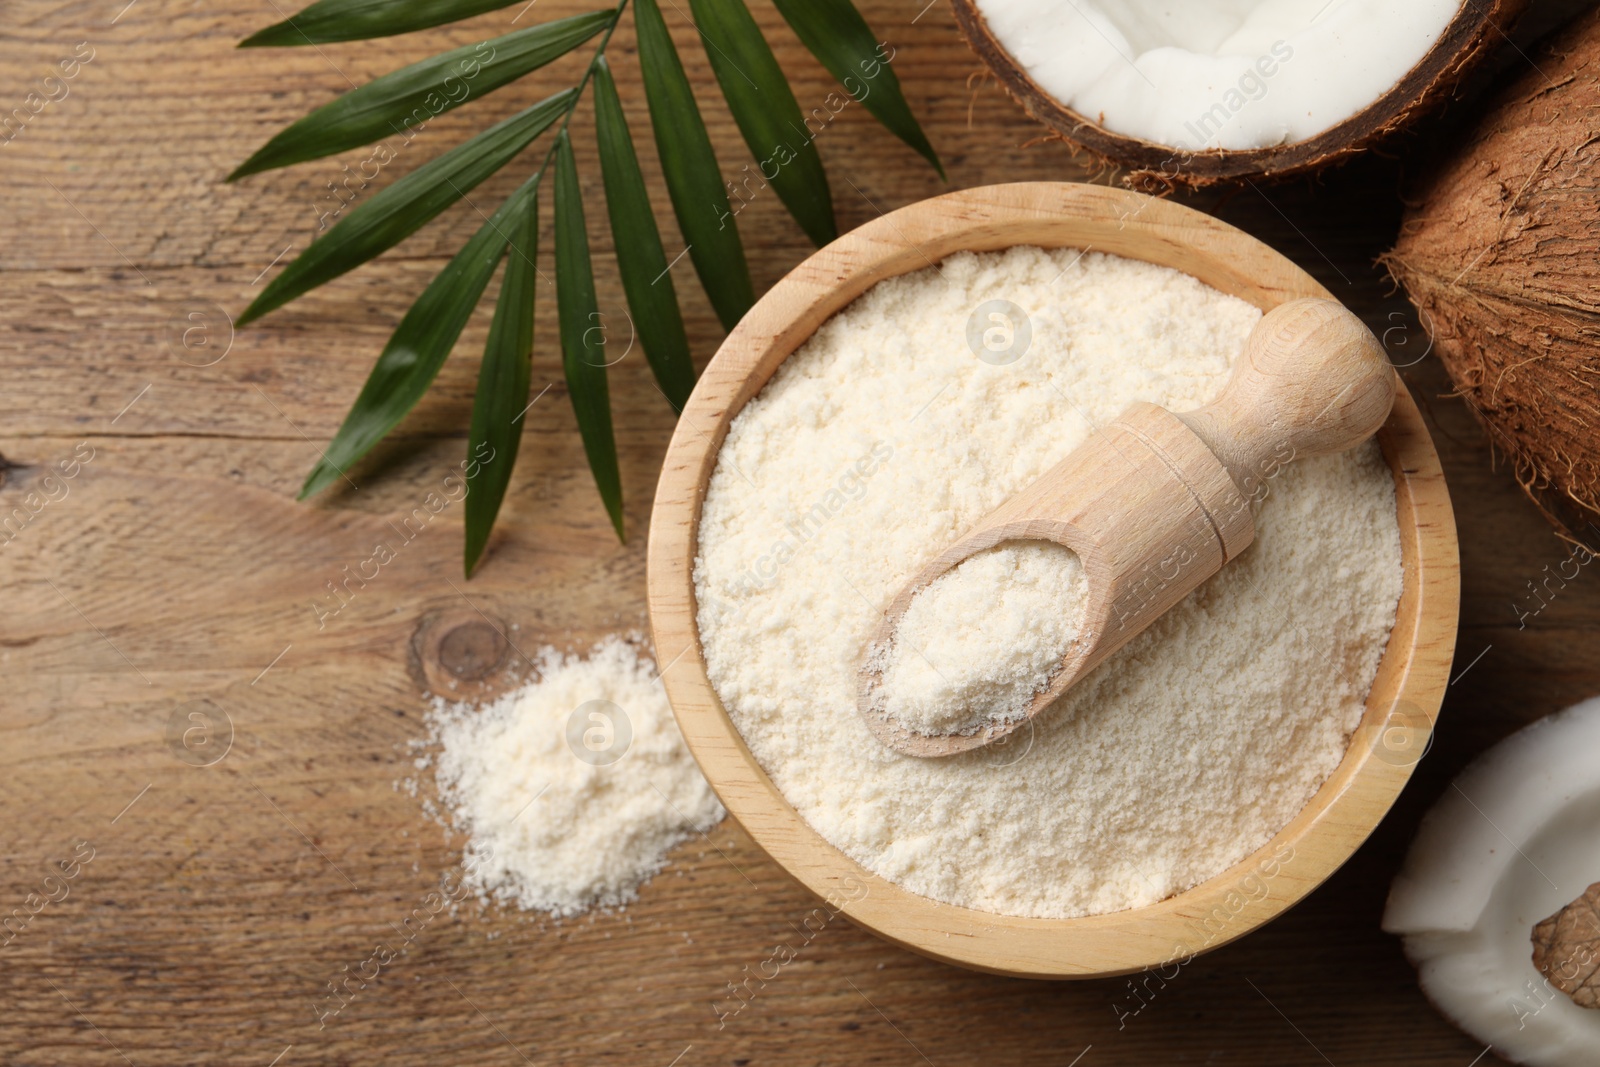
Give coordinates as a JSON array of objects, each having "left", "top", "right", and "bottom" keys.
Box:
[{"left": 0, "top": 0, "right": 1593, "bottom": 1064}]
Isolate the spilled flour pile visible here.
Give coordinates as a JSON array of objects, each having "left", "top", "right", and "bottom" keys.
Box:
[
  {"left": 425, "top": 636, "right": 722, "bottom": 917},
  {"left": 875, "top": 541, "right": 1088, "bottom": 735},
  {"left": 694, "top": 247, "right": 1403, "bottom": 920}
]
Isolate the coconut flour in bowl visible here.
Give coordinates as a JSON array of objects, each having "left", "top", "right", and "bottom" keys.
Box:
[{"left": 692, "top": 247, "right": 1404, "bottom": 920}]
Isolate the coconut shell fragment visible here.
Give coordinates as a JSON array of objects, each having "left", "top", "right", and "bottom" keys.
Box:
[
  {"left": 1532, "top": 880, "right": 1600, "bottom": 1011},
  {"left": 1385, "top": 697, "right": 1600, "bottom": 1063},
  {"left": 1385, "top": 7, "right": 1600, "bottom": 543},
  {"left": 951, "top": 0, "right": 1525, "bottom": 189}
]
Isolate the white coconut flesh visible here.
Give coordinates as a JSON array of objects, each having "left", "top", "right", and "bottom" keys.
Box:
[
  {"left": 974, "top": 0, "right": 1464, "bottom": 151},
  {"left": 1384, "top": 697, "right": 1600, "bottom": 1067}
]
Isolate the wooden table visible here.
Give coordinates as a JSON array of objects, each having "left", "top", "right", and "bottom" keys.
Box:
[{"left": 2, "top": 2, "right": 1592, "bottom": 1063}]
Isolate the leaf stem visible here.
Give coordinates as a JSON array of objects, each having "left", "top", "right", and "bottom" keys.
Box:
[{"left": 529, "top": 0, "right": 633, "bottom": 187}]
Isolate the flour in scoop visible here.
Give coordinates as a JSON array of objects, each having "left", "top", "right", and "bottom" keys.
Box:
[
  {"left": 875, "top": 541, "right": 1088, "bottom": 735},
  {"left": 694, "top": 247, "right": 1403, "bottom": 919}
]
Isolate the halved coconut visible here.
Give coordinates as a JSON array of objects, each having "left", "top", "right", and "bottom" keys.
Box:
[
  {"left": 1385, "top": 697, "right": 1600, "bottom": 1066},
  {"left": 952, "top": 0, "right": 1526, "bottom": 188}
]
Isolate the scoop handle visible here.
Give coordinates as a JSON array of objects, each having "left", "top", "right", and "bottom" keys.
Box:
[{"left": 1177, "top": 298, "right": 1395, "bottom": 494}]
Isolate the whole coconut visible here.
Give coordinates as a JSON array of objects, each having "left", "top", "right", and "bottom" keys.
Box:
[{"left": 1385, "top": 8, "right": 1600, "bottom": 540}]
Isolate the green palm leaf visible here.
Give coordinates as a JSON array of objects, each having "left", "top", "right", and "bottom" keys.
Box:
[
  {"left": 553, "top": 129, "right": 624, "bottom": 540},
  {"left": 770, "top": 0, "right": 943, "bottom": 178},
  {"left": 592, "top": 56, "right": 695, "bottom": 412},
  {"left": 300, "top": 175, "right": 540, "bottom": 500},
  {"left": 242, "top": 0, "right": 532, "bottom": 48},
  {"left": 688, "top": 0, "right": 834, "bottom": 247},
  {"left": 239, "top": 89, "right": 573, "bottom": 326},
  {"left": 229, "top": 11, "right": 608, "bottom": 179},
  {"left": 633, "top": 0, "right": 753, "bottom": 332},
  {"left": 464, "top": 183, "right": 541, "bottom": 576},
  {"left": 233, "top": 0, "right": 934, "bottom": 574}
]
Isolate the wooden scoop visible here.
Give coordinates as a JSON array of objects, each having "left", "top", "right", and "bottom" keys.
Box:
[{"left": 857, "top": 298, "right": 1397, "bottom": 758}]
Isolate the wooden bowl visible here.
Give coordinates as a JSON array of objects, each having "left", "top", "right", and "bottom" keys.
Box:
[{"left": 646, "top": 182, "right": 1459, "bottom": 979}]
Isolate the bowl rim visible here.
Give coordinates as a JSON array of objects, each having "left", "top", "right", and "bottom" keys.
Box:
[{"left": 646, "top": 181, "right": 1460, "bottom": 979}]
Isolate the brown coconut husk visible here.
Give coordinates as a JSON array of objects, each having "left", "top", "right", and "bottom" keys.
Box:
[
  {"left": 951, "top": 0, "right": 1526, "bottom": 190},
  {"left": 1383, "top": 6, "right": 1600, "bottom": 548}
]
